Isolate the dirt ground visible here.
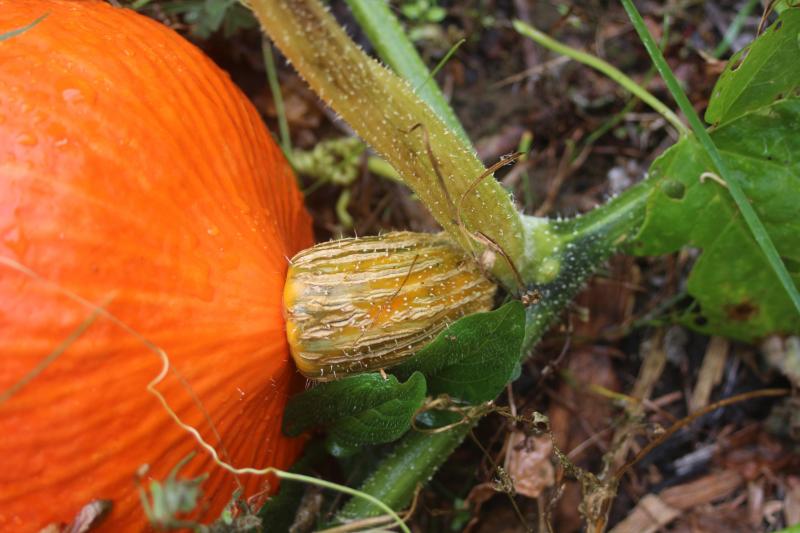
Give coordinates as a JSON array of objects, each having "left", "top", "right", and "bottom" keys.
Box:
[{"left": 136, "top": 1, "right": 799, "bottom": 531}]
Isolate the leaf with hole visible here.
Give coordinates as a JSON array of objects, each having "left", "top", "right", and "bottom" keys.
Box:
[
  {"left": 393, "top": 301, "right": 525, "bottom": 403},
  {"left": 705, "top": 9, "right": 800, "bottom": 125},
  {"left": 634, "top": 98, "right": 800, "bottom": 340},
  {"left": 282, "top": 372, "right": 426, "bottom": 447}
]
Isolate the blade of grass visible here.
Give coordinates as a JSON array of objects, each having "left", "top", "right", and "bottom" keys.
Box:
[
  {"left": 712, "top": 0, "right": 760, "bottom": 58},
  {"left": 0, "top": 13, "right": 47, "bottom": 42},
  {"left": 262, "top": 38, "right": 292, "bottom": 154},
  {"left": 513, "top": 19, "right": 689, "bottom": 137},
  {"left": 575, "top": 12, "right": 672, "bottom": 158},
  {"left": 416, "top": 38, "right": 465, "bottom": 94},
  {"left": 130, "top": 0, "right": 154, "bottom": 9},
  {"left": 0, "top": 302, "right": 105, "bottom": 405},
  {"left": 620, "top": 0, "right": 800, "bottom": 316},
  {"left": 517, "top": 131, "right": 535, "bottom": 212},
  {"left": 345, "top": 0, "right": 471, "bottom": 144}
]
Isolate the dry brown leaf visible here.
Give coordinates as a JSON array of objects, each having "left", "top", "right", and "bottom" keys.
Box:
[
  {"left": 571, "top": 256, "right": 639, "bottom": 340},
  {"left": 549, "top": 347, "right": 619, "bottom": 533},
  {"left": 466, "top": 482, "right": 499, "bottom": 508},
  {"left": 504, "top": 432, "right": 555, "bottom": 499},
  {"left": 549, "top": 348, "right": 619, "bottom": 453}
]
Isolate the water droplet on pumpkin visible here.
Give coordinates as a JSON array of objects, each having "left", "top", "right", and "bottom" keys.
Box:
[
  {"left": 42, "top": 120, "right": 68, "bottom": 146},
  {"left": 62, "top": 88, "right": 86, "bottom": 104},
  {"left": 207, "top": 225, "right": 220, "bottom": 236},
  {"left": 57, "top": 77, "right": 96, "bottom": 105}
]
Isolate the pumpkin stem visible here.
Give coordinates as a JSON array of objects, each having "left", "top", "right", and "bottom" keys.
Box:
[{"left": 248, "top": 0, "right": 538, "bottom": 290}]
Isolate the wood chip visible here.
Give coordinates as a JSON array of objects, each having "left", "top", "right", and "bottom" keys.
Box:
[
  {"left": 660, "top": 470, "right": 743, "bottom": 509},
  {"left": 690, "top": 336, "right": 729, "bottom": 411},
  {"left": 609, "top": 471, "right": 743, "bottom": 533},
  {"left": 763, "top": 499, "right": 784, "bottom": 527},
  {"left": 785, "top": 476, "right": 800, "bottom": 526},
  {"left": 609, "top": 494, "right": 679, "bottom": 533},
  {"left": 747, "top": 479, "right": 765, "bottom": 527},
  {"left": 606, "top": 331, "right": 668, "bottom": 471},
  {"left": 762, "top": 335, "right": 800, "bottom": 388}
]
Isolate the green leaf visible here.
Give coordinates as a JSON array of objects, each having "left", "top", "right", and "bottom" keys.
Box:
[
  {"left": 394, "top": 301, "right": 525, "bottom": 403},
  {"left": 634, "top": 98, "right": 800, "bottom": 340},
  {"left": 282, "top": 372, "right": 426, "bottom": 447},
  {"left": 705, "top": 9, "right": 800, "bottom": 125}
]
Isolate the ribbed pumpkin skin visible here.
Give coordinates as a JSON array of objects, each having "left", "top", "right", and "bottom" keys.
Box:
[{"left": 0, "top": 1, "right": 313, "bottom": 530}]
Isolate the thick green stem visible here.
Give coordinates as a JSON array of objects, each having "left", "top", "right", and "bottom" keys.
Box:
[
  {"left": 522, "top": 179, "right": 651, "bottom": 351},
  {"left": 338, "top": 412, "right": 474, "bottom": 520},
  {"left": 249, "top": 0, "right": 529, "bottom": 288}
]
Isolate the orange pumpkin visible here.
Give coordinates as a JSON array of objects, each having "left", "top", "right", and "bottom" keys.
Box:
[{"left": 0, "top": 0, "right": 313, "bottom": 530}]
